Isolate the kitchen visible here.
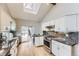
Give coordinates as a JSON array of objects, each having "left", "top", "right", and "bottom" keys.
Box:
[{"left": 0, "top": 3, "right": 79, "bottom": 56}]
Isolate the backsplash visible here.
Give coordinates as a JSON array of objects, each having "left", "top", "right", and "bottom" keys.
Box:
[
  {"left": 78, "top": 33, "right": 79, "bottom": 43},
  {"left": 68, "top": 32, "right": 78, "bottom": 44}
]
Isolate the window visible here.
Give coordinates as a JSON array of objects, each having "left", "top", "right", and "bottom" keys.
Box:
[
  {"left": 21, "top": 26, "right": 28, "bottom": 35},
  {"left": 23, "top": 3, "right": 41, "bottom": 14}
]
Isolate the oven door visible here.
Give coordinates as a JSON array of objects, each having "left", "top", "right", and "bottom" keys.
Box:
[{"left": 44, "top": 39, "right": 50, "bottom": 48}]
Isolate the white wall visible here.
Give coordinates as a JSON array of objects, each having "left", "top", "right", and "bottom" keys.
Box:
[
  {"left": 42, "top": 3, "right": 79, "bottom": 56},
  {"left": 0, "top": 4, "right": 16, "bottom": 32}
]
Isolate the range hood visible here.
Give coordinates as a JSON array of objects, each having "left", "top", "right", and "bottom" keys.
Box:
[{"left": 46, "top": 25, "right": 55, "bottom": 31}]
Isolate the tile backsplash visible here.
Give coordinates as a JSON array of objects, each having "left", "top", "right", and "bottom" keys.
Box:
[{"left": 68, "top": 32, "right": 78, "bottom": 44}]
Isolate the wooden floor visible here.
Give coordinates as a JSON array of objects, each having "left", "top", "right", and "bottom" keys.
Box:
[{"left": 17, "top": 41, "right": 53, "bottom": 56}]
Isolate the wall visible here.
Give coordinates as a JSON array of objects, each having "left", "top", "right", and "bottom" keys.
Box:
[
  {"left": 16, "top": 19, "right": 42, "bottom": 35},
  {"left": 42, "top": 3, "right": 79, "bottom": 56},
  {"left": 0, "top": 4, "right": 16, "bottom": 32}
]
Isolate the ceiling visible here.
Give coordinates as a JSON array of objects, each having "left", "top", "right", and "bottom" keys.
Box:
[{"left": 6, "top": 3, "right": 53, "bottom": 22}]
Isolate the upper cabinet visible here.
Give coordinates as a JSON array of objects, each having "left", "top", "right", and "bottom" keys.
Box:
[
  {"left": 42, "top": 21, "right": 50, "bottom": 31},
  {"left": 65, "top": 15, "right": 77, "bottom": 32},
  {"left": 0, "top": 8, "right": 16, "bottom": 32},
  {"left": 41, "top": 20, "right": 55, "bottom": 31},
  {"left": 54, "top": 17, "right": 65, "bottom": 32},
  {"left": 76, "top": 14, "right": 79, "bottom": 31},
  {"left": 42, "top": 14, "right": 78, "bottom": 32},
  {"left": 55, "top": 15, "right": 77, "bottom": 32}
]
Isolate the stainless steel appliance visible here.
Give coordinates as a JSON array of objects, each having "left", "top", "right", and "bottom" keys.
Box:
[{"left": 44, "top": 36, "right": 53, "bottom": 53}]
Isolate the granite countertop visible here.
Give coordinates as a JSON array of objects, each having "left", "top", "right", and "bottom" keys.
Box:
[{"left": 51, "top": 38, "right": 77, "bottom": 46}]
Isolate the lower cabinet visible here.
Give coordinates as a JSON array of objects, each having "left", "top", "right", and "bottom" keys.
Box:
[
  {"left": 34, "top": 37, "right": 44, "bottom": 46},
  {"left": 52, "top": 40, "right": 72, "bottom": 56},
  {"left": 52, "top": 44, "right": 59, "bottom": 55}
]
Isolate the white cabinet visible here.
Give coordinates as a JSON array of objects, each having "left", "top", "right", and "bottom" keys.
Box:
[
  {"left": 52, "top": 40, "right": 72, "bottom": 56},
  {"left": 52, "top": 43, "right": 59, "bottom": 55},
  {"left": 65, "top": 15, "right": 77, "bottom": 32},
  {"left": 41, "top": 20, "right": 55, "bottom": 31},
  {"left": 62, "top": 44, "right": 71, "bottom": 56},
  {"left": 39, "top": 37, "right": 44, "bottom": 45},
  {"left": 54, "top": 17, "right": 65, "bottom": 32},
  {"left": 35, "top": 37, "right": 44, "bottom": 46},
  {"left": 42, "top": 14, "right": 77, "bottom": 32},
  {"left": 41, "top": 22, "right": 50, "bottom": 31},
  {"left": 54, "top": 15, "right": 77, "bottom": 32},
  {"left": 76, "top": 14, "right": 79, "bottom": 31},
  {"left": 35, "top": 37, "right": 40, "bottom": 46}
]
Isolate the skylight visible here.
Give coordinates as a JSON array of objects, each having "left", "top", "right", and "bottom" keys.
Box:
[{"left": 23, "top": 3, "right": 41, "bottom": 15}]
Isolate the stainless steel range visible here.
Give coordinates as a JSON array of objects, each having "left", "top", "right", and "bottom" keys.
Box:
[{"left": 44, "top": 36, "right": 53, "bottom": 53}]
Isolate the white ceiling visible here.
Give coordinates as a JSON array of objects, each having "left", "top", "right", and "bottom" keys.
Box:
[{"left": 6, "top": 3, "right": 53, "bottom": 22}]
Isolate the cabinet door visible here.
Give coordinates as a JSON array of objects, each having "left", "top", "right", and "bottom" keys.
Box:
[
  {"left": 41, "top": 23, "right": 45, "bottom": 31},
  {"left": 52, "top": 40, "right": 72, "bottom": 56},
  {"left": 58, "top": 44, "right": 64, "bottom": 56},
  {"left": 58, "top": 43, "right": 71, "bottom": 56},
  {"left": 42, "top": 21, "right": 50, "bottom": 31},
  {"left": 50, "top": 20, "right": 55, "bottom": 26},
  {"left": 63, "top": 45, "right": 71, "bottom": 56},
  {"left": 54, "top": 19, "right": 59, "bottom": 31},
  {"left": 39, "top": 37, "right": 44, "bottom": 45},
  {"left": 76, "top": 14, "right": 79, "bottom": 31},
  {"left": 35, "top": 37, "right": 40, "bottom": 46},
  {"left": 65, "top": 15, "right": 77, "bottom": 32},
  {"left": 52, "top": 40, "right": 59, "bottom": 56},
  {"left": 52, "top": 43, "right": 59, "bottom": 56},
  {"left": 42, "top": 22, "right": 47, "bottom": 31},
  {"left": 55, "top": 17, "right": 65, "bottom": 32}
]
